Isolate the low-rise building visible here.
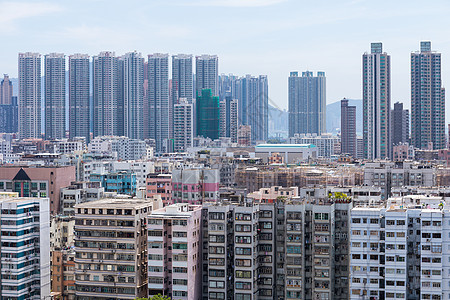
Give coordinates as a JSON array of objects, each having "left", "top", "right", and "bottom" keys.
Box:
[
  {"left": 0, "top": 166, "right": 76, "bottom": 214},
  {"left": 172, "top": 168, "right": 220, "bottom": 204},
  {"left": 289, "top": 133, "right": 340, "bottom": 158},
  {"left": 60, "top": 181, "right": 104, "bottom": 216},
  {"left": 146, "top": 173, "right": 172, "bottom": 206},
  {"left": 88, "top": 136, "right": 147, "bottom": 160},
  {"left": 90, "top": 171, "right": 136, "bottom": 196},
  {"left": 255, "top": 144, "right": 317, "bottom": 164}
]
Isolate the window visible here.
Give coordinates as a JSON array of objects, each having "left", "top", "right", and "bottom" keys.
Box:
[
  {"left": 209, "top": 258, "right": 225, "bottom": 266},
  {"left": 173, "top": 243, "right": 187, "bottom": 250},
  {"left": 209, "top": 235, "right": 225, "bottom": 243},
  {"left": 209, "top": 292, "right": 225, "bottom": 299},
  {"left": 260, "top": 222, "right": 272, "bottom": 229},
  {"left": 235, "top": 281, "right": 251, "bottom": 290},
  {"left": 235, "top": 259, "right": 251, "bottom": 267},
  {"left": 236, "top": 247, "right": 251, "bottom": 255},
  {"left": 235, "top": 225, "right": 251, "bottom": 232},
  {"left": 235, "top": 271, "right": 251, "bottom": 278},
  {"left": 314, "top": 213, "right": 329, "bottom": 220},
  {"left": 209, "top": 269, "right": 225, "bottom": 277},
  {"left": 209, "top": 212, "right": 224, "bottom": 220},
  {"left": 209, "top": 281, "right": 225, "bottom": 288},
  {"left": 235, "top": 213, "right": 251, "bottom": 221},
  {"left": 235, "top": 236, "right": 251, "bottom": 244},
  {"left": 209, "top": 246, "right": 225, "bottom": 254}
]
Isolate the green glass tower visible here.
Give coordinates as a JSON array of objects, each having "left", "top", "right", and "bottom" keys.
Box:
[{"left": 196, "top": 89, "right": 219, "bottom": 140}]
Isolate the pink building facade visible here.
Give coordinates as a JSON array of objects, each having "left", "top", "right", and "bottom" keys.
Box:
[
  {"left": 0, "top": 166, "right": 75, "bottom": 214},
  {"left": 171, "top": 169, "right": 220, "bottom": 204},
  {"left": 147, "top": 203, "right": 202, "bottom": 299},
  {"left": 146, "top": 173, "right": 172, "bottom": 205}
]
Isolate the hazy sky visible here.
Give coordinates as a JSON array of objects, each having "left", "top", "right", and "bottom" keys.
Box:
[{"left": 2, "top": 0, "right": 450, "bottom": 115}]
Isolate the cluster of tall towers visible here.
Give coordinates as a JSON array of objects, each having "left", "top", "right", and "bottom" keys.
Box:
[
  {"left": 288, "top": 41, "right": 445, "bottom": 160},
  {"left": 13, "top": 52, "right": 269, "bottom": 152},
  {"left": 361, "top": 41, "right": 445, "bottom": 159}
]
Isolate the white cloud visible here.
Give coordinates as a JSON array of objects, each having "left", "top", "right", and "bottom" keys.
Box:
[
  {"left": 180, "top": 0, "right": 287, "bottom": 7},
  {"left": 0, "top": 1, "right": 62, "bottom": 30}
]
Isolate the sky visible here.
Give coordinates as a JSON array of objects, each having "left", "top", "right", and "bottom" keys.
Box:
[{"left": 2, "top": 0, "right": 450, "bottom": 116}]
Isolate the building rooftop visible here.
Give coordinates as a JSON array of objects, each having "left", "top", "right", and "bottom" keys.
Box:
[
  {"left": 75, "top": 198, "right": 153, "bottom": 209},
  {"left": 150, "top": 203, "right": 202, "bottom": 218}
]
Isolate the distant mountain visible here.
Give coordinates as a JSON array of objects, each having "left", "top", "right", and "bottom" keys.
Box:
[{"left": 326, "top": 99, "right": 362, "bottom": 135}]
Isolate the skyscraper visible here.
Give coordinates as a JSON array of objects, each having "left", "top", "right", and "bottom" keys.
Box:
[
  {"left": 195, "top": 55, "right": 218, "bottom": 97},
  {"left": 247, "top": 75, "right": 268, "bottom": 142},
  {"left": 148, "top": 53, "right": 169, "bottom": 152},
  {"left": 218, "top": 73, "right": 238, "bottom": 101},
  {"left": 227, "top": 74, "right": 269, "bottom": 142},
  {"left": 288, "top": 71, "right": 326, "bottom": 137},
  {"left": 173, "top": 98, "right": 194, "bottom": 152},
  {"left": 411, "top": 41, "right": 445, "bottom": 150},
  {"left": 363, "top": 42, "right": 391, "bottom": 159},
  {"left": 219, "top": 96, "right": 238, "bottom": 143},
  {"left": 172, "top": 54, "right": 193, "bottom": 103},
  {"left": 18, "top": 52, "right": 41, "bottom": 139},
  {"left": 0, "top": 74, "right": 12, "bottom": 105},
  {"left": 171, "top": 54, "right": 193, "bottom": 139},
  {"left": 123, "top": 51, "right": 144, "bottom": 139},
  {"left": 391, "top": 102, "right": 410, "bottom": 146},
  {"left": 0, "top": 96, "right": 18, "bottom": 133},
  {"left": 92, "top": 51, "right": 121, "bottom": 137},
  {"left": 340, "top": 98, "right": 356, "bottom": 157},
  {"left": 45, "top": 53, "right": 66, "bottom": 140},
  {"left": 196, "top": 89, "right": 219, "bottom": 140},
  {"left": 69, "top": 54, "right": 90, "bottom": 142}
]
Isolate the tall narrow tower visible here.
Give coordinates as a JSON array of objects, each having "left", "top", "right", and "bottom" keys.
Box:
[
  {"left": 45, "top": 53, "right": 66, "bottom": 140},
  {"left": 288, "top": 71, "right": 326, "bottom": 137},
  {"left": 362, "top": 42, "right": 391, "bottom": 159},
  {"left": 341, "top": 98, "right": 356, "bottom": 157},
  {"left": 411, "top": 41, "right": 445, "bottom": 150},
  {"left": 148, "top": 53, "right": 169, "bottom": 152},
  {"left": 0, "top": 74, "right": 13, "bottom": 105},
  {"left": 171, "top": 54, "right": 193, "bottom": 139},
  {"left": 69, "top": 54, "right": 90, "bottom": 142},
  {"left": 92, "top": 51, "right": 121, "bottom": 137},
  {"left": 195, "top": 55, "right": 218, "bottom": 97},
  {"left": 18, "top": 52, "right": 41, "bottom": 139},
  {"left": 123, "top": 51, "right": 144, "bottom": 140}
]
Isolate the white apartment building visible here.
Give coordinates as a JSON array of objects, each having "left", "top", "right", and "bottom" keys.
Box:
[
  {"left": 0, "top": 195, "right": 51, "bottom": 299},
  {"left": 173, "top": 98, "right": 194, "bottom": 152},
  {"left": 60, "top": 181, "right": 105, "bottom": 216},
  {"left": 364, "top": 161, "right": 436, "bottom": 200},
  {"left": 112, "top": 161, "right": 154, "bottom": 188},
  {"left": 147, "top": 203, "right": 202, "bottom": 299},
  {"left": 88, "top": 136, "right": 147, "bottom": 160},
  {"left": 56, "top": 140, "right": 85, "bottom": 154},
  {"left": 350, "top": 195, "right": 450, "bottom": 300}
]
